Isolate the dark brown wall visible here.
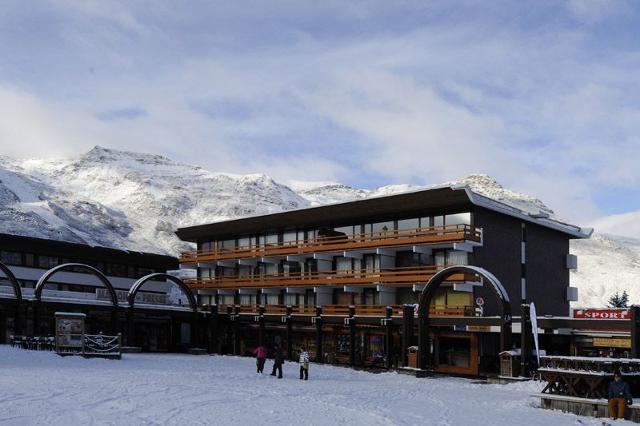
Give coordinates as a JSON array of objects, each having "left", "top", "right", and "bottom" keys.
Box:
[
  {"left": 526, "top": 222, "right": 570, "bottom": 316},
  {"left": 471, "top": 207, "right": 523, "bottom": 316},
  {"left": 471, "top": 207, "right": 571, "bottom": 316}
]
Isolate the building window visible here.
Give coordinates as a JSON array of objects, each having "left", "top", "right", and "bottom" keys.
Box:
[
  {"left": 446, "top": 250, "right": 468, "bottom": 266},
  {"left": 445, "top": 212, "right": 471, "bottom": 226},
  {"left": 371, "top": 221, "right": 394, "bottom": 236},
  {"left": 238, "top": 237, "right": 251, "bottom": 249},
  {"left": 264, "top": 294, "right": 279, "bottom": 305},
  {"left": 336, "top": 257, "right": 353, "bottom": 274},
  {"left": 397, "top": 218, "right": 420, "bottom": 231},
  {"left": 220, "top": 239, "right": 236, "bottom": 251},
  {"left": 239, "top": 294, "right": 256, "bottom": 306},
  {"left": 285, "top": 293, "right": 302, "bottom": 305},
  {"left": 37, "top": 255, "right": 59, "bottom": 269},
  {"left": 282, "top": 231, "right": 297, "bottom": 244},
  {"left": 0, "top": 250, "right": 22, "bottom": 266},
  {"left": 24, "top": 253, "right": 35, "bottom": 267},
  {"left": 219, "top": 294, "right": 235, "bottom": 306}
]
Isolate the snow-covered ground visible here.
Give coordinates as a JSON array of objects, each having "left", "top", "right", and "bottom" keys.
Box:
[{"left": 0, "top": 346, "right": 629, "bottom": 425}]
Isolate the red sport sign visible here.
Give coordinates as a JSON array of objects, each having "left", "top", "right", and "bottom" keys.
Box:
[{"left": 573, "top": 309, "right": 630, "bottom": 320}]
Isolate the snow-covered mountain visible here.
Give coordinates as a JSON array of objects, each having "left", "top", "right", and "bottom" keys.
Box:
[{"left": 0, "top": 146, "right": 637, "bottom": 307}]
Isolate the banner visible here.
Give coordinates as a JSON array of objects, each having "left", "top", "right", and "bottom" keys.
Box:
[{"left": 530, "top": 302, "right": 540, "bottom": 366}]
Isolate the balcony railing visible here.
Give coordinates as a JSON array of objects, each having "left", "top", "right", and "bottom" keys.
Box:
[
  {"left": 211, "top": 304, "right": 475, "bottom": 318},
  {"left": 180, "top": 224, "right": 481, "bottom": 264},
  {"left": 185, "top": 266, "right": 475, "bottom": 290}
]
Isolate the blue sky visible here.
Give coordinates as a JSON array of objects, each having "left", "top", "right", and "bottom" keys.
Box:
[{"left": 1, "top": 0, "right": 639, "bottom": 231}]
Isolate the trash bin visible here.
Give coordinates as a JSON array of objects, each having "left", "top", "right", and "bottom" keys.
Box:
[
  {"left": 407, "top": 346, "right": 418, "bottom": 368},
  {"left": 499, "top": 350, "right": 521, "bottom": 377}
]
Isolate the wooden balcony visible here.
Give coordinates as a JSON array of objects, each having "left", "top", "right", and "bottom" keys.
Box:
[
  {"left": 212, "top": 304, "right": 475, "bottom": 318},
  {"left": 185, "top": 266, "right": 475, "bottom": 290},
  {"left": 180, "top": 224, "right": 481, "bottom": 264}
]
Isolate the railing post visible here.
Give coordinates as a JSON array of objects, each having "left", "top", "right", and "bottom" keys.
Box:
[
  {"left": 286, "top": 305, "right": 293, "bottom": 361},
  {"left": 315, "top": 306, "right": 323, "bottom": 363},
  {"left": 385, "top": 306, "right": 393, "bottom": 369},
  {"left": 349, "top": 305, "right": 356, "bottom": 367},
  {"left": 401, "top": 304, "right": 413, "bottom": 367}
]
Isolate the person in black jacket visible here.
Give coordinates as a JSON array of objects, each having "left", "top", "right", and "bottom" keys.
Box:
[
  {"left": 270, "top": 345, "right": 284, "bottom": 379},
  {"left": 608, "top": 371, "right": 633, "bottom": 420}
]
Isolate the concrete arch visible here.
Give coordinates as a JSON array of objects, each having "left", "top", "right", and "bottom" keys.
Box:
[
  {"left": 0, "top": 261, "right": 22, "bottom": 303},
  {"left": 34, "top": 263, "right": 119, "bottom": 307},
  {"left": 127, "top": 273, "right": 197, "bottom": 312},
  {"left": 417, "top": 265, "right": 512, "bottom": 370}
]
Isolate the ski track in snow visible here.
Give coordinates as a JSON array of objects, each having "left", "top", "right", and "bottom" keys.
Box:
[{"left": 0, "top": 346, "right": 631, "bottom": 426}]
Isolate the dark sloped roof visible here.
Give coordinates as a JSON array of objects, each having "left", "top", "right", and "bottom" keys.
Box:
[{"left": 176, "top": 187, "right": 473, "bottom": 242}]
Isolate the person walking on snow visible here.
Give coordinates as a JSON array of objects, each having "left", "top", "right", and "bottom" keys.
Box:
[
  {"left": 270, "top": 345, "right": 284, "bottom": 379},
  {"left": 298, "top": 347, "right": 310, "bottom": 380},
  {"left": 253, "top": 344, "right": 267, "bottom": 374},
  {"left": 608, "top": 370, "right": 633, "bottom": 420}
]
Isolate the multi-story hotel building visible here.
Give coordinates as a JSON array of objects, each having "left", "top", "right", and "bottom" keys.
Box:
[{"left": 176, "top": 183, "right": 592, "bottom": 375}]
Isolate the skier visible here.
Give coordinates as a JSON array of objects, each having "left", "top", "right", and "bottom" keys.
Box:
[
  {"left": 253, "top": 344, "right": 268, "bottom": 374},
  {"left": 270, "top": 345, "right": 284, "bottom": 379},
  {"left": 608, "top": 370, "right": 633, "bottom": 420},
  {"left": 298, "top": 347, "right": 310, "bottom": 380}
]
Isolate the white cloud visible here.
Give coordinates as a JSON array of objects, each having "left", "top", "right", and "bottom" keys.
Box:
[
  {"left": 591, "top": 211, "right": 640, "bottom": 239},
  {"left": 0, "top": 1, "right": 639, "bottom": 226}
]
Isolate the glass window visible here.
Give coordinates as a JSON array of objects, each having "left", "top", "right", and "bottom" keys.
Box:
[
  {"left": 24, "top": 253, "right": 35, "bottom": 267},
  {"left": 364, "top": 254, "right": 379, "bottom": 273},
  {"left": 265, "top": 294, "right": 279, "bottom": 305},
  {"left": 433, "top": 216, "right": 444, "bottom": 227},
  {"left": 420, "top": 217, "right": 432, "bottom": 229},
  {"left": 238, "top": 237, "right": 251, "bottom": 248},
  {"left": 221, "top": 239, "right": 236, "bottom": 250},
  {"left": 238, "top": 265, "right": 251, "bottom": 278},
  {"left": 447, "top": 290, "right": 472, "bottom": 306},
  {"left": 220, "top": 294, "right": 235, "bottom": 305},
  {"left": 284, "top": 293, "right": 299, "bottom": 305},
  {"left": 334, "top": 226, "right": 354, "bottom": 236},
  {"left": 239, "top": 294, "right": 256, "bottom": 306},
  {"left": 38, "top": 255, "right": 59, "bottom": 269},
  {"left": 306, "top": 290, "right": 316, "bottom": 306},
  {"left": 372, "top": 221, "right": 394, "bottom": 235},
  {"left": 283, "top": 261, "right": 301, "bottom": 276},
  {"left": 446, "top": 250, "right": 468, "bottom": 266},
  {"left": 261, "top": 263, "right": 277, "bottom": 276},
  {"left": 434, "top": 251, "right": 446, "bottom": 267},
  {"left": 397, "top": 218, "right": 419, "bottom": 231},
  {"left": 265, "top": 233, "right": 278, "bottom": 246},
  {"left": 445, "top": 212, "right": 471, "bottom": 226},
  {"left": 336, "top": 257, "right": 353, "bottom": 274},
  {"left": 282, "top": 231, "right": 297, "bottom": 243},
  {"left": 201, "top": 241, "right": 212, "bottom": 251},
  {"left": 0, "top": 251, "right": 22, "bottom": 265}
]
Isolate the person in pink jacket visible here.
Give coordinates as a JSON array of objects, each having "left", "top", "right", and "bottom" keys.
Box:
[{"left": 253, "top": 345, "right": 268, "bottom": 373}]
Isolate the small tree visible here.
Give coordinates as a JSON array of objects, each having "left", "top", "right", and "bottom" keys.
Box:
[{"left": 608, "top": 290, "right": 630, "bottom": 308}]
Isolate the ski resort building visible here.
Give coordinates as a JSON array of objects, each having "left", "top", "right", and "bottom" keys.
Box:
[
  {"left": 176, "top": 183, "right": 597, "bottom": 376},
  {"left": 0, "top": 233, "right": 202, "bottom": 352}
]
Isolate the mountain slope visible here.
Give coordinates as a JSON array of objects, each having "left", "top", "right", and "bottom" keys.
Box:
[{"left": 0, "top": 146, "right": 637, "bottom": 307}]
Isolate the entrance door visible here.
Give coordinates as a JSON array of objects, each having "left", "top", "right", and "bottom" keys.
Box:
[{"left": 434, "top": 333, "right": 479, "bottom": 375}]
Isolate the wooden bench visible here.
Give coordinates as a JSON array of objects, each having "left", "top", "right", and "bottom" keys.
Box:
[{"left": 534, "top": 392, "right": 640, "bottom": 422}]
